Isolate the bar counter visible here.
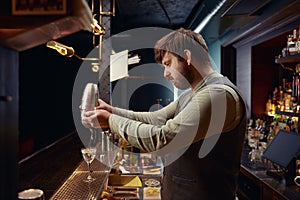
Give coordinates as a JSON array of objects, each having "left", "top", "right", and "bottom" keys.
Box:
[
  {"left": 238, "top": 145, "right": 300, "bottom": 200},
  {"left": 19, "top": 133, "right": 300, "bottom": 200},
  {"left": 18, "top": 132, "right": 84, "bottom": 199},
  {"left": 19, "top": 132, "right": 162, "bottom": 199}
]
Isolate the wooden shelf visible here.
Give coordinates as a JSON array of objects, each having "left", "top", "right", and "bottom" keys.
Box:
[
  {"left": 275, "top": 54, "right": 300, "bottom": 64},
  {"left": 275, "top": 110, "right": 300, "bottom": 118}
]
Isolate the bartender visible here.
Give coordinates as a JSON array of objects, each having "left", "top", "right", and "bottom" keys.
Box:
[{"left": 82, "top": 27, "right": 247, "bottom": 200}]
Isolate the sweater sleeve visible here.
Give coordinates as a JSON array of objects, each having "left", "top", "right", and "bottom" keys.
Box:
[
  {"left": 109, "top": 86, "right": 242, "bottom": 153},
  {"left": 112, "top": 99, "right": 178, "bottom": 125}
]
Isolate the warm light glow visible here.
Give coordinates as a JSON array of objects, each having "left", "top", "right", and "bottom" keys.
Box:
[
  {"left": 46, "top": 40, "right": 99, "bottom": 61},
  {"left": 91, "top": 19, "right": 106, "bottom": 35},
  {"left": 46, "top": 41, "right": 75, "bottom": 57}
]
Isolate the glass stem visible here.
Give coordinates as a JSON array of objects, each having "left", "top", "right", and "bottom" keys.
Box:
[{"left": 88, "top": 162, "right": 92, "bottom": 179}]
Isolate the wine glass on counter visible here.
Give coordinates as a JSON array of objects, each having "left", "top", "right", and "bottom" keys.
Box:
[{"left": 81, "top": 147, "right": 97, "bottom": 182}]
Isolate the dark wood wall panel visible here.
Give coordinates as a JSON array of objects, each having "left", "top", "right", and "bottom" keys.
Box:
[
  {"left": 251, "top": 46, "right": 280, "bottom": 116},
  {"left": 221, "top": 46, "right": 236, "bottom": 85},
  {"left": 0, "top": 46, "right": 18, "bottom": 199}
]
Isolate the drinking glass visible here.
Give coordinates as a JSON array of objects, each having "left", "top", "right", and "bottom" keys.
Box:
[{"left": 81, "top": 147, "right": 97, "bottom": 182}]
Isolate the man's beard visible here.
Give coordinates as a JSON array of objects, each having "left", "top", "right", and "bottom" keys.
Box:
[{"left": 174, "top": 66, "right": 193, "bottom": 90}]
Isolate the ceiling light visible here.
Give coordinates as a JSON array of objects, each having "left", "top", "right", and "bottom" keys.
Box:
[{"left": 194, "top": 0, "right": 227, "bottom": 33}]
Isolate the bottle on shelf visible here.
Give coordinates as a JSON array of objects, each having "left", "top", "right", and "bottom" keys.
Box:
[
  {"left": 287, "top": 34, "right": 294, "bottom": 56},
  {"left": 296, "top": 64, "right": 300, "bottom": 106},
  {"left": 292, "top": 69, "right": 299, "bottom": 99},
  {"left": 287, "top": 29, "right": 298, "bottom": 55},
  {"left": 297, "top": 25, "right": 300, "bottom": 54},
  {"left": 265, "top": 95, "right": 273, "bottom": 116},
  {"left": 272, "top": 87, "right": 279, "bottom": 112},
  {"left": 281, "top": 26, "right": 300, "bottom": 57},
  {"left": 265, "top": 70, "right": 300, "bottom": 114},
  {"left": 265, "top": 26, "right": 300, "bottom": 135}
]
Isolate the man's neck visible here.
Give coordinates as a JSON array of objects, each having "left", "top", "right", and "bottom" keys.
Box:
[{"left": 190, "top": 67, "right": 214, "bottom": 89}]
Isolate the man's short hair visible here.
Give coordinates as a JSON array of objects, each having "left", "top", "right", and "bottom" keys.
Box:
[{"left": 154, "top": 28, "right": 210, "bottom": 66}]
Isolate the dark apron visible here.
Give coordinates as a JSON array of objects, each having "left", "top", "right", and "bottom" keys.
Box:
[{"left": 161, "top": 76, "right": 247, "bottom": 200}]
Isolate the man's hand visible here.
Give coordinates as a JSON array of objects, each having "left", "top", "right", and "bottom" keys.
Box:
[
  {"left": 95, "top": 99, "right": 113, "bottom": 113},
  {"left": 80, "top": 98, "right": 113, "bottom": 128},
  {"left": 81, "top": 109, "right": 111, "bottom": 129}
]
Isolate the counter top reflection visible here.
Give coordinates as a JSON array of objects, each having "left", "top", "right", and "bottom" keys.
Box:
[{"left": 238, "top": 145, "right": 300, "bottom": 200}]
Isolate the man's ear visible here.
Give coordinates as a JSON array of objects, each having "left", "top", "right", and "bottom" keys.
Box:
[{"left": 184, "top": 49, "right": 192, "bottom": 66}]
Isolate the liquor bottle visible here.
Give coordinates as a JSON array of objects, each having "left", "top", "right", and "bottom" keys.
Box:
[
  {"left": 286, "top": 81, "right": 293, "bottom": 95},
  {"left": 293, "top": 28, "right": 298, "bottom": 54},
  {"left": 288, "top": 29, "right": 298, "bottom": 55},
  {"left": 246, "top": 118, "right": 253, "bottom": 145},
  {"left": 278, "top": 86, "right": 284, "bottom": 111},
  {"left": 272, "top": 87, "right": 278, "bottom": 111},
  {"left": 287, "top": 34, "right": 294, "bottom": 56},
  {"left": 297, "top": 25, "right": 300, "bottom": 53},
  {"left": 297, "top": 65, "right": 300, "bottom": 103},
  {"left": 284, "top": 92, "right": 292, "bottom": 112},
  {"left": 265, "top": 95, "right": 272, "bottom": 115},
  {"left": 282, "top": 78, "right": 287, "bottom": 93},
  {"left": 292, "top": 70, "right": 299, "bottom": 98},
  {"left": 293, "top": 28, "right": 297, "bottom": 43}
]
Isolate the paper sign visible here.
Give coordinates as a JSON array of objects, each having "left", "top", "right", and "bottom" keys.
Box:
[{"left": 110, "top": 50, "right": 129, "bottom": 82}]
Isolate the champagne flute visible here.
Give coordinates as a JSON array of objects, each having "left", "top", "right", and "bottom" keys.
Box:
[{"left": 81, "top": 147, "right": 97, "bottom": 182}]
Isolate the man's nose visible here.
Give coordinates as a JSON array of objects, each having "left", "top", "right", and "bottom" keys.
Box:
[{"left": 164, "top": 68, "right": 170, "bottom": 78}]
